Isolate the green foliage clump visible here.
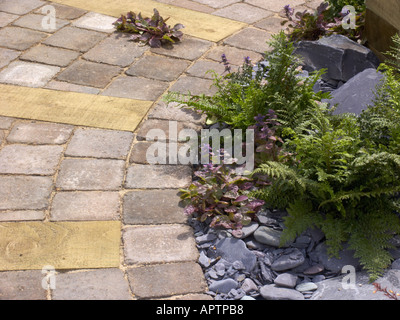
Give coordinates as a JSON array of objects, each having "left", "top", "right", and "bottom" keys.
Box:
[
  {"left": 165, "top": 32, "right": 327, "bottom": 130},
  {"left": 282, "top": 1, "right": 365, "bottom": 42},
  {"left": 252, "top": 34, "right": 400, "bottom": 281},
  {"left": 114, "top": 8, "right": 184, "bottom": 48},
  {"left": 252, "top": 109, "right": 400, "bottom": 280},
  {"left": 326, "top": 0, "right": 366, "bottom": 15},
  {"left": 171, "top": 32, "right": 400, "bottom": 281}
]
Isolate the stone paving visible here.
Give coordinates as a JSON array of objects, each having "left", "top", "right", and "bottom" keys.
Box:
[{"left": 0, "top": 0, "right": 321, "bottom": 300}]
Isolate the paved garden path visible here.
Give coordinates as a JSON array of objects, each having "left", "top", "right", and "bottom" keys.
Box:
[{"left": 0, "top": 0, "right": 321, "bottom": 300}]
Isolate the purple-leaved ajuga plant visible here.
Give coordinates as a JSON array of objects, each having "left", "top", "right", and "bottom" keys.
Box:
[
  {"left": 114, "top": 8, "right": 184, "bottom": 48},
  {"left": 179, "top": 145, "right": 265, "bottom": 238}
]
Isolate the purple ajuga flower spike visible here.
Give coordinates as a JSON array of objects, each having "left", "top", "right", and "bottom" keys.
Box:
[
  {"left": 244, "top": 56, "right": 251, "bottom": 65},
  {"left": 221, "top": 53, "right": 231, "bottom": 73}
]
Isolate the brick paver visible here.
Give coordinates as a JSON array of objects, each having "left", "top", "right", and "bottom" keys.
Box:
[
  {"left": 20, "top": 45, "right": 80, "bottom": 67},
  {"left": 65, "top": 128, "right": 133, "bottom": 159},
  {"left": 224, "top": 27, "right": 273, "bottom": 53},
  {"left": 0, "top": 12, "right": 19, "bottom": 28},
  {"left": 123, "top": 224, "right": 198, "bottom": 264},
  {"left": 34, "top": 3, "right": 87, "bottom": 20},
  {"left": 169, "top": 75, "right": 217, "bottom": 96},
  {"left": 191, "top": 0, "right": 240, "bottom": 9},
  {"left": 12, "top": 13, "right": 70, "bottom": 33},
  {"left": 56, "top": 159, "right": 125, "bottom": 190},
  {"left": 0, "top": 48, "right": 20, "bottom": 69},
  {"left": 101, "top": 76, "right": 169, "bottom": 100},
  {"left": 127, "top": 262, "right": 207, "bottom": 299},
  {"left": 0, "top": 270, "right": 47, "bottom": 300},
  {"left": 245, "top": 0, "right": 306, "bottom": 12},
  {"left": 72, "top": 12, "right": 116, "bottom": 33},
  {"left": 83, "top": 34, "right": 148, "bottom": 67},
  {"left": 125, "top": 164, "right": 192, "bottom": 189},
  {"left": 51, "top": 191, "right": 120, "bottom": 221},
  {"left": 45, "top": 80, "right": 100, "bottom": 94},
  {"left": 57, "top": 60, "right": 121, "bottom": 88},
  {"left": 52, "top": 269, "right": 132, "bottom": 300},
  {"left": 123, "top": 189, "right": 186, "bottom": 224},
  {"left": 126, "top": 55, "right": 190, "bottom": 81},
  {"left": 0, "top": 61, "right": 60, "bottom": 87},
  {"left": 0, "top": 144, "right": 63, "bottom": 175},
  {"left": 7, "top": 122, "right": 74, "bottom": 144},
  {"left": 0, "top": 0, "right": 45, "bottom": 15},
  {"left": 43, "top": 26, "right": 107, "bottom": 52},
  {"left": 0, "top": 175, "right": 53, "bottom": 210},
  {"left": 0, "top": 27, "right": 47, "bottom": 50},
  {"left": 135, "top": 119, "right": 202, "bottom": 142},
  {"left": 151, "top": 36, "right": 212, "bottom": 60},
  {"left": 213, "top": 3, "right": 273, "bottom": 24},
  {"left": 0, "top": 0, "right": 320, "bottom": 300}
]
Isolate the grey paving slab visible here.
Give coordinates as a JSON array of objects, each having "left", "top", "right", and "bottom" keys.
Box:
[
  {"left": 43, "top": 26, "right": 107, "bottom": 52},
  {"left": 56, "top": 159, "right": 125, "bottom": 191},
  {"left": 191, "top": 0, "right": 241, "bottom": 9},
  {"left": 245, "top": 0, "right": 305, "bottom": 12},
  {"left": 0, "top": 144, "right": 63, "bottom": 175},
  {"left": 34, "top": 3, "right": 87, "bottom": 20},
  {"left": 213, "top": 3, "right": 273, "bottom": 23},
  {"left": 20, "top": 45, "right": 80, "bottom": 67},
  {"left": 45, "top": 80, "right": 101, "bottom": 94},
  {"left": 254, "top": 16, "right": 287, "bottom": 34},
  {"left": 65, "top": 128, "right": 134, "bottom": 159},
  {"left": 56, "top": 60, "right": 121, "bottom": 88},
  {"left": 127, "top": 262, "right": 207, "bottom": 299},
  {"left": 123, "top": 189, "right": 186, "bottom": 224},
  {"left": 126, "top": 54, "right": 190, "bottom": 81},
  {"left": 223, "top": 27, "right": 273, "bottom": 53},
  {"left": 148, "top": 101, "right": 205, "bottom": 124},
  {"left": 0, "top": 0, "right": 46, "bottom": 15},
  {"left": 101, "top": 76, "right": 169, "bottom": 100},
  {"left": 186, "top": 59, "right": 227, "bottom": 79},
  {"left": 7, "top": 121, "right": 74, "bottom": 144},
  {"left": 12, "top": 13, "right": 70, "bottom": 33},
  {"left": 0, "top": 116, "right": 15, "bottom": 129},
  {"left": 0, "top": 211, "right": 45, "bottom": 222},
  {"left": 52, "top": 269, "right": 132, "bottom": 300},
  {"left": 0, "top": 61, "right": 60, "bottom": 88},
  {"left": 125, "top": 164, "right": 192, "bottom": 189},
  {"left": 83, "top": 33, "right": 148, "bottom": 67},
  {"left": 156, "top": 0, "right": 215, "bottom": 13},
  {"left": 169, "top": 75, "right": 217, "bottom": 96},
  {"left": 135, "top": 119, "right": 202, "bottom": 142},
  {"left": 205, "top": 45, "right": 263, "bottom": 66},
  {"left": 0, "top": 26, "right": 47, "bottom": 50},
  {"left": 72, "top": 12, "right": 116, "bottom": 33},
  {"left": 51, "top": 191, "right": 120, "bottom": 221},
  {"left": 151, "top": 36, "right": 213, "bottom": 61},
  {"left": 0, "top": 12, "right": 19, "bottom": 28},
  {"left": 0, "top": 175, "right": 53, "bottom": 210},
  {"left": 0, "top": 270, "right": 47, "bottom": 300},
  {"left": 123, "top": 224, "right": 199, "bottom": 264},
  {"left": 0, "top": 47, "right": 20, "bottom": 69}
]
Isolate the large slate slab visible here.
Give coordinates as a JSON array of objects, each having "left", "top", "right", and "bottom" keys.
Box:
[
  {"left": 295, "top": 35, "right": 380, "bottom": 82},
  {"left": 323, "top": 68, "right": 384, "bottom": 115}
]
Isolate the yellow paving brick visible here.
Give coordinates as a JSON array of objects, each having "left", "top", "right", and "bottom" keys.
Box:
[
  {"left": 0, "top": 84, "right": 152, "bottom": 131},
  {"left": 0, "top": 221, "right": 121, "bottom": 270},
  {"left": 50, "top": 0, "right": 247, "bottom": 42}
]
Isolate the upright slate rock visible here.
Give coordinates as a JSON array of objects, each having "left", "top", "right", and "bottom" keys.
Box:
[
  {"left": 323, "top": 68, "right": 384, "bottom": 115},
  {"left": 317, "top": 35, "right": 380, "bottom": 81},
  {"left": 294, "top": 35, "right": 380, "bottom": 82}
]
